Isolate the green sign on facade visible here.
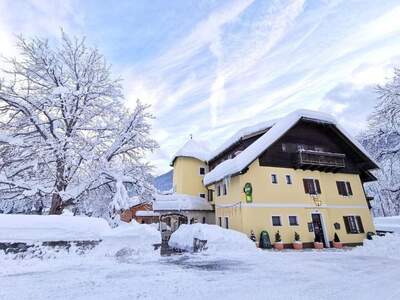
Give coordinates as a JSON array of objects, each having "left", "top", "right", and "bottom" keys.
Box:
[{"left": 244, "top": 182, "right": 253, "bottom": 203}]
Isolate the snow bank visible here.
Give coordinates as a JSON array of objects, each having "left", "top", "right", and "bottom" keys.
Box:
[
  {"left": 351, "top": 234, "right": 400, "bottom": 260},
  {"left": 94, "top": 221, "right": 160, "bottom": 259},
  {"left": 168, "top": 223, "right": 256, "bottom": 254},
  {"left": 374, "top": 216, "right": 400, "bottom": 233},
  {"left": 0, "top": 214, "right": 110, "bottom": 242}
]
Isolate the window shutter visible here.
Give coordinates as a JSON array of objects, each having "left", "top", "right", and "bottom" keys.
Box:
[
  {"left": 336, "top": 181, "right": 343, "bottom": 195},
  {"left": 356, "top": 216, "right": 364, "bottom": 233},
  {"left": 343, "top": 217, "right": 351, "bottom": 233},
  {"left": 346, "top": 182, "right": 353, "bottom": 196},
  {"left": 315, "top": 180, "right": 321, "bottom": 194},
  {"left": 303, "top": 179, "right": 309, "bottom": 194}
]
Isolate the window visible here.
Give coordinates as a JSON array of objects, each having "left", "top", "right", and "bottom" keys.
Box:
[
  {"left": 336, "top": 181, "right": 353, "bottom": 196},
  {"left": 199, "top": 167, "right": 205, "bottom": 175},
  {"left": 199, "top": 193, "right": 206, "bottom": 198},
  {"left": 223, "top": 183, "right": 227, "bottom": 195},
  {"left": 217, "top": 184, "right": 221, "bottom": 196},
  {"left": 225, "top": 217, "right": 229, "bottom": 229},
  {"left": 272, "top": 216, "right": 282, "bottom": 226},
  {"left": 303, "top": 178, "right": 321, "bottom": 195},
  {"left": 202, "top": 217, "right": 206, "bottom": 224},
  {"left": 218, "top": 217, "right": 222, "bottom": 227},
  {"left": 271, "top": 174, "right": 278, "bottom": 184},
  {"left": 289, "top": 216, "right": 299, "bottom": 226},
  {"left": 207, "top": 189, "right": 214, "bottom": 202},
  {"left": 343, "top": 216, "right": 364, "bottom": 234},
  {"left": 285, "top": 175, "right": 292, "bottom": 185}
]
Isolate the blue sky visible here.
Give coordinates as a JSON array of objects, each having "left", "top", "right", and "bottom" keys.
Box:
[{"left": 1, "top": 0, "right": 400, "bottom": 174}]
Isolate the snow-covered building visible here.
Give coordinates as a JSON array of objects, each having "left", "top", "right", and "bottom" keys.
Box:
[
  {"left": 171, "top": 109, "right": 379, "bottom": 248},
  {"left": 120, "top": 140, "right": 215, "bottom": 226}
]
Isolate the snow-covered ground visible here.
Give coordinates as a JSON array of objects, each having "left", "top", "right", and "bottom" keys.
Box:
[
  {"left": 374, "top": 216, "right": 400, "bottom": 233},
  {"left": 1, "top": 217, "right": 400, "bottom": 300}
]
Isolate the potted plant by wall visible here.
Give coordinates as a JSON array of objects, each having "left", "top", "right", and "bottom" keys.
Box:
[
  {"left": 274, "top": 231, "right": 284, "bottom": 250},
  {"left": 292, "top": 232, "right": 303, "bottom": 250},
  {"left": 333, "top": 232, "right": 343, "bottom": 249},
  {"left": 314, "top": 234, "right": 324, "bottom": 249}
]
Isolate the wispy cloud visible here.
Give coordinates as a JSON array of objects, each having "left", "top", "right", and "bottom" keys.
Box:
[{"left": 1, "top": 0, "right": 400, "bottom": 174}]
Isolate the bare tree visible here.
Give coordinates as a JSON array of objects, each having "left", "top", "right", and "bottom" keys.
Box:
[
  {"left": 0, "top": 32, "right": 157, "bottom": 215},
  {"left": 361, "top": 67, "right": 400, "bottom": 216}
]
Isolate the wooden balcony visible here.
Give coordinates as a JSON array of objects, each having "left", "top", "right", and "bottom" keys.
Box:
[{"left": 296, "top": 150, "right": 345, "bottom": 171}]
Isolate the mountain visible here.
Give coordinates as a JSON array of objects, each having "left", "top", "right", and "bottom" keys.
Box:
[{"left": 153, "top": 170, "right": 173, "bottom": 192}]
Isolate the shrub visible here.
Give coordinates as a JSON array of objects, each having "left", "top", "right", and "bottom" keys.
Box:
[
  {"left": 275, "top": 231, "right": 282, "bottom": 243},
  {"left": 294, "top": 232, "right": 300, "bottom": 242}
]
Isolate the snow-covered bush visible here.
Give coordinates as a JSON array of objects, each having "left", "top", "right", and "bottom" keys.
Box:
[{"left": 168, "top": 223, "right": 257, "bottom": 254}]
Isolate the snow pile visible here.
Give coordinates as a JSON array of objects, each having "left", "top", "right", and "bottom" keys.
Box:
[
  {"left": 351, "top": 234, "right": 400, "bottom": 260},
  {"left": 374, "top": 216, "right": 400, "bottom": 233},
  {"left": 153, "top": 193, "right": 213, "bottom": 211},
  {"left": 94, "top": 220, "right": 160, "bottom": 259},
  {"left": 0, "top": 215, "right": 161, "bottom": 260},
  {"left": 0, "top": 214, "right": 110, "bottom": 242},
  {"left": 168, "top": 223, "right": 256, "bottom": 254},
  {"left": 170, "top": 139, "right": 211, "bottom": 164}
]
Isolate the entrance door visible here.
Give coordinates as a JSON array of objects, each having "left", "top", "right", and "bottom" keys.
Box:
[{"left": 311, "top": 213, "right": 326, "bottom": 247}]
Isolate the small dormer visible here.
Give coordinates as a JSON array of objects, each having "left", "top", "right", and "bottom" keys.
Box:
[{"left": 170, "top": 139, "right": 210, "bottom": 198}]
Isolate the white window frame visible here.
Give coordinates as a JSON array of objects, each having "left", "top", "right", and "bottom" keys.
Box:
[
  {"left": 285, "top": 175, "right": 292, "bottom": 185},
  {"left": 271, "top": 215, "right": 282, "bottom": 226},
  {"left": 303, "top": 177, "right": 320, "bottom": 195},
  {"left": 338, "top": 181, "right": 353, "bottom": 197},
  {"left": 344, "top": 215, "right": 363, "bottom": 233},
  {"left": 271, "top": 174, "right": 278, "bottom": 184},
  {"left": 288, "top": 215, "right": 299, "bottom": 226}
]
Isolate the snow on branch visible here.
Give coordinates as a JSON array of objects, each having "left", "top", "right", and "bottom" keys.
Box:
[{"left": 0, "top": 32, "right": 158, "bottom": 216}]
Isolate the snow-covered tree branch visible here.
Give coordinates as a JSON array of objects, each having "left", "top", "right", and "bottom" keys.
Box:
[
  {"left": 360, "top": 67, "right": 400, "bottom": 216},
  {"left": 0, "top": 32, "right": 158, "bottom": 216}
]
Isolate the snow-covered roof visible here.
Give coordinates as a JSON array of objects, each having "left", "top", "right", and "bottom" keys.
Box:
[
  {"left": 135, "top": 210, "right": 160, "bottom": 217},
  {"left": 153, "top": 193, "right": 213, "bottom": 211},
  {"left": 204, "top": 109, "right": 379, "bottom": 185},
  {"left": 209, "top": 118, "right": 279, "bottom": 161},
  {"left": 170, "top": 139, "right": 211, "bottom": 165}
]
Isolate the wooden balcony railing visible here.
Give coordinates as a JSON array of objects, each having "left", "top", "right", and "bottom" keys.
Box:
[{"left": 297, "top": 150, "right": 345, "bottom": 170}]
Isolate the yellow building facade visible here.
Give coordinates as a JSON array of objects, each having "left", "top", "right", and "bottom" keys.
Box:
[
  {"left": 172, "top": 156, "right": 208, "bottom": 197},
  {"left": 212, "top": 162, "right": 374, "bottom": 246},
  {"left": 171, "top": 110, "right": 378, "bottom": 247}
]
